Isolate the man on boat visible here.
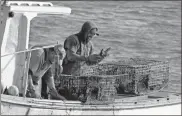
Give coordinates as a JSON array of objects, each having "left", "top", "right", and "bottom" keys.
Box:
[
  {"left": 27, "top": 44, "right": 66, "bottom": 100},
  {"left": 62, "top": 21, "right": 110, "bottom": 75}
]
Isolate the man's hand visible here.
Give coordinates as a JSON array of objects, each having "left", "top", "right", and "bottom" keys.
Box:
[
  {"left": 87, "top": 54, "right": 102, "bottom": 64},
  {"left": 27, "top": 85, "right": 42, "bottom": 99},
  {"left": 28, "top": 84, "right": 35, "bottom": 93},
  {"left": 49, "top": 88, "right": 66, "bottom": 100},
  {"left": 100, "top": 47, "right": 111, "bottom": 57},
  {"left": 29, "top": 91, "right": 42, "bottom": 99}
]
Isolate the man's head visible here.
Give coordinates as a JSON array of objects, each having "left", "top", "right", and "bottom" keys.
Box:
[
  {"left": 48, "top": 44, "right": 66, "bottom": 64},
  {"left": 80, "top": 21, "right": 99, "bottom": 43}
]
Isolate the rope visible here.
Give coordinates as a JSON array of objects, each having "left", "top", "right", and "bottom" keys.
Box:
[{"left": 1, "top": 43, "right": 61, "bottom": 57}]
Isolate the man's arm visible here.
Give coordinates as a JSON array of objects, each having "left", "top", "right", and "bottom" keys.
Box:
[
  {"left": 67, "top": 50, "right": 103, "bottom": 65},
  {"left": 89, "top": 41, "right": 94, "bottom": 55},
  {"left": 27, "top": 70, "right": 35, "bottom": 91},
  {"left": 66, "top": 49, "right": 88, "bottom": 62},
  {"left": 64, "top": 36, "right": 88, "bottom": 62},
  {"left": 27, "top": 71, "right": 42, "bottom": 98},
  {"left": 27, "top": 49, "right": 44, "bottom": 98},
  {"left": 44, "top": 68, "right": 66, "bottom": 100},
  {"left": 27, "top": 49, "right": 42, "bottom": 93}
]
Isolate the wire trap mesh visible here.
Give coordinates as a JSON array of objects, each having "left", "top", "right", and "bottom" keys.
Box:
[{"left": 55, "top": 58, "right": 169, "bottom": 104}]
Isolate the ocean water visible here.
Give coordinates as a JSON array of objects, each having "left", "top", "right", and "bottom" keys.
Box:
[{"left": 29, "top": 1, "right": 181, "bottom": 93}]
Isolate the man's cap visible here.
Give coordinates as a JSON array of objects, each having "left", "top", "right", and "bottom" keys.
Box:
[{"left": 54, "top": 44, "right": 66, "bottom": 59}]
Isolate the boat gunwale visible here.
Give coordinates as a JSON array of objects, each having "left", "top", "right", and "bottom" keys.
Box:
[{"left": 1, "top": 94, "right": 181, "bottom": 111}]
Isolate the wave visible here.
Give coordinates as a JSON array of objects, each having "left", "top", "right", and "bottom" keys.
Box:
[{"left": 124, "top": 20, "right": 148, "bottom": 26}]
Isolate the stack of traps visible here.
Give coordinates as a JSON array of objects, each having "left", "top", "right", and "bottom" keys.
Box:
[{"left": 55, "top": 58, "right": 169, "bottom": 104}]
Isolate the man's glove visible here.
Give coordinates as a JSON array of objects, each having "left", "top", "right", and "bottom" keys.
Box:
[{"left": 49, "top": 88, "right": 66, "bottom": 100}]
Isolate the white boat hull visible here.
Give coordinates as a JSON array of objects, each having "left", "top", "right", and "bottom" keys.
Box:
[{"left": 1, "top": 93, "right": 181, "bottom": 115}]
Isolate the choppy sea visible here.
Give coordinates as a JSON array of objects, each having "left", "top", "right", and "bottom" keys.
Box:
[{"left": 29, "top": 1, "right": 181, "bottom": 93}]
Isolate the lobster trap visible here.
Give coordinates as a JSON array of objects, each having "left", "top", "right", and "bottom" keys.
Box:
[
  {"left": 55, "top": 58, "right": 169, "bottom": 103},
  {"left": 55, "top": 75, "right": 117, "bottom": 104},
  {"left": 78, "top": 58, "right": 169, "bottom": 95}
]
